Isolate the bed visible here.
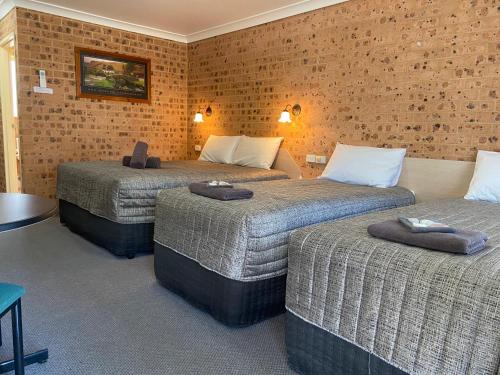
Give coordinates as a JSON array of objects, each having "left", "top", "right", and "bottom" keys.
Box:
[
  {"left": 285, "top": 199, "right": 500, "bottom": 375},
  {"left": 57, "top": 159, "right": 290, "bottom": 258},
  {"left": 153, "top": 178, "right": 415, "bottom": 326}
]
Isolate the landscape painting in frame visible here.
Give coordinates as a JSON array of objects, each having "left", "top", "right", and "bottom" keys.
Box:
[{"left": 75, "top": 48, "right": 151, "bottom": 103}]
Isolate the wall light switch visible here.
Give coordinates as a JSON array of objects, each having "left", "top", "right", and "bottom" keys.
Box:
[
  {"left": 315, "top": 155, "right": 327, "bottom": 164},
  {"left": 33, "top": 86, "right": 53, "bottom": 94},
  {"left": 34, "top": 70, "right": 52, "bottom": 94},
  {"left": 306, "top": 154, "right": 316, "bottom": 163},
  {"left": 194, "top": 145, "right": 202, "bottom": 152},
  {"left": 39, "top": 69, "right": 47, "bottom": 88}
]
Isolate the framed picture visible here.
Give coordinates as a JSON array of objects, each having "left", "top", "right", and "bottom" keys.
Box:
[{"left": 75, "top": 47, "right": 151, "bottom": 104}]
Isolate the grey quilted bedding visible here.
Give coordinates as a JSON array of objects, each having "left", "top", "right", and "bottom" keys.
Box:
[
  {"left": 154, "top": 179, "right": 414, "bottom": 281},
  {"left": 56, "top": 160, "right": 288, "bottom": 224},
  {"left": 286, "top": 199, "right": 500, "bottom": 375}
]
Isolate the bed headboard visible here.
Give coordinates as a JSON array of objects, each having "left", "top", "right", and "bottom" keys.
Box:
[
  {"left": 397, "top": 157, "right": 475, "bottom": 202},
  {"left": 273, "top": 149, "right": 302, "bottom": 179}
]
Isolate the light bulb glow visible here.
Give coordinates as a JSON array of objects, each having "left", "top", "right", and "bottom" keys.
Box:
[
  {"left": 278, "top": 110, "right": 291, "bottom": 123},
  {"left": 194, "top": 112, "right": 204, "bottom": 123}
]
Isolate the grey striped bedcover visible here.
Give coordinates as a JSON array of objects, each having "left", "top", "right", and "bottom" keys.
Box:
[
  {"left": 56, "top": 160, "right": 288, "bottom": 224},
  {"left": 153, "top": 179, "right": 414, "bottom": 282},
  {"left": 286, "top": 199, "right": 500, "bottom": 375}
]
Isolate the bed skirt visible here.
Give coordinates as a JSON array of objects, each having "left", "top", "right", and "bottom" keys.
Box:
[
  {"left": 154, "top": 242, "right": 287, "bottom": 327},
  {"left": 59, "top": 199, "right": 154, "bottom": 258},
  {"left": 285, "top": 312, "right": 408, "bottom": 375}
]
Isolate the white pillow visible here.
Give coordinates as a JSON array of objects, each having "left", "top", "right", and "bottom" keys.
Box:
[
  {"left": 464, "top": 150, "right": 500, "bottom": 203},
  {"left": 199, "top": 135, "right": 242, "bottom": 164},
  {"left": 232, "top": 136, "right": 284, "bottom": 169},
  {"left": 320, "top": 143, "right": 406, "bottom": 188}
]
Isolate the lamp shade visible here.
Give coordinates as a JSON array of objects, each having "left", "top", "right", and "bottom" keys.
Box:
[
  {"left": 194, "top": 111, "right": 204, "bottom": 123},
  {"left": 278, "top": 110, "right": 291, "bottom": 123}
]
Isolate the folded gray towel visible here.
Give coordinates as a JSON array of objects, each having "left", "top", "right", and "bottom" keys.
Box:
[
  {"left": 367, "top": 220, "right": 488, "bottom": 255},
  {"left": 145, "top": 157, "right": 161, "bottom": 169},
  {"left": 130, "top": 141, "right": 148, "bottom": 169},
  {"left": 398, "top": 217, "right": 456, "bottom": 233},
  {"left": 123, "top": 155, "right": 161, "bottom": 168},
  {"left": 122, "top": 155, "right": 132, "bottom": 166},
  {"left": 189, "top": 183, "right": 253, "bottom": 201}
]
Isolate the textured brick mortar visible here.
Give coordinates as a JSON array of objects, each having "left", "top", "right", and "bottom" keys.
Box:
[
  {"left": 0, "top": 1, "right": 499, "bottom": 196},
  {"left": 11, "top": 8, "right": 188, "bottom": 197},
  {"left": 187, "top": 0, "right": 500, "bottom": 177}
]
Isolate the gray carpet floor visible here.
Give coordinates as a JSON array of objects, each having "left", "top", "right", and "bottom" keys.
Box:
[{"left": 0, "top": 218, "right": 296, "bottom": 374}]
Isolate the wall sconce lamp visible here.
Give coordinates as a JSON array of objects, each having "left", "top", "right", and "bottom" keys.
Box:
[
  {"left": 193, "top": 104, "right": 213, "bottom": 123},
  {"left": 278, "top": 104, "right": 301, "bottom": 123}
]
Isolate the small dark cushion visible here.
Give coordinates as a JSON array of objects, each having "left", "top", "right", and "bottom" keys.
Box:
[
  {"left": 122, "top": 155, "right": 132, "bottom": 166},
  {"left": 145, "top": 157, "right": 161, "bottom": 169},
  {"left": 130, "top": 141, "right": 148, "bottom": 169}
]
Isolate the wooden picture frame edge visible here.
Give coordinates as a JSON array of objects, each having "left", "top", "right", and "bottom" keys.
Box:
[{"left": 74, "top": 47, "right": 152, "bottom": 104}]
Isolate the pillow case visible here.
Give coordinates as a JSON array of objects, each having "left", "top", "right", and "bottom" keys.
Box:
[
  {"left": 232, "top": 136, "right": 284, "bottom": 169},
  {"left": 320, "top": 143, "right": 406, "bottom": 188},
  {"left": 199, "top": 135, "right": 242, "bottom": 164},
  {"left": 464, "top": 150, "right": 500, "bottom": 203}
]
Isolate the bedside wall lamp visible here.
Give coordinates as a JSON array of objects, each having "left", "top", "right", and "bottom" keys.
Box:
[
  {"left": 193, "top": 111, "right": 204, "bottom": 123},
  {"left": 193, "top": 104, "right": 213, "bottom": 123},
  {"left": 278, "top": 104, "right": 301, "bottom": 123}
]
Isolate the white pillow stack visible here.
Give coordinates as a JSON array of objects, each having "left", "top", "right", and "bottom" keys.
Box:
[
  {"left": 232, "top": 136, "right": 284, "bottom": 170},
  {"left": 320, "top": 143, "right": 406, "bottom": 188},
  {"left": 464, "top": 150, "right": 500, "bottom": 203},
  {"left": 199, "top": 135, "right": 242, "bottom": 164}
]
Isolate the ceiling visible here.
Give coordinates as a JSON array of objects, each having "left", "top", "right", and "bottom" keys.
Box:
[
  {"left": 0, "top": 0, "right": 347, "bottom": 42},
  {"left": 43, "top": 0, "right": 304, "bottom": 35}
]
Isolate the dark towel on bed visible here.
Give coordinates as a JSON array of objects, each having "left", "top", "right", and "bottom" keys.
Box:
[
  {"left": 145, "top": 156, "right": 161, "bottom": 169},
  {"left": 122, "top": 155, "right": 161, "bottom": 168},
  {"left": 367, "top": 220, "right": 488, "bottom": 255},
  {"left": 122, "top": 155, "right": 132, "bottom": 166},
  {"left": 188, "top": 183, "right": 253, "bottom": 201},
  {"left": 130, "top": 141, "right": 148, "bottom": 169}
]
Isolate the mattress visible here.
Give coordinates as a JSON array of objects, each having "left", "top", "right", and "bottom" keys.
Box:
[
  {"left": 56, "top": 160, "right": 288, "bottom": 224},
  {"left": 286, "top": 199, "right": 500, "bottom": 375},
  {"left": 154, "top": 178, "right": 415, "bottom": 282}
]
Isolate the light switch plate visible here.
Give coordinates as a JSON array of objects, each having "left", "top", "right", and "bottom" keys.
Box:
[
  {"left": 194, "top": 145, "right": 202, "bottom": 151},
  {"left": 39, "top": 69, "right": 47, "bottom": 88},
  {"left": 306, "top": 154, "right": 316, "bottom": 163},
  {"left": 33, "top": 86, "right": 53, "bottom": 94},
  {"left": 315, "top": 155, "right": 327, "bottom": 164}
]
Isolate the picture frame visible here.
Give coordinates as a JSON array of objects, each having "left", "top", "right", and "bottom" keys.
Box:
[{"left": 75, "top": 47, "right": 151, "bottom": 104}]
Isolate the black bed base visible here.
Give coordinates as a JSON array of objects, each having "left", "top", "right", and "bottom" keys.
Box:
[
  {"left": 154, "top": 243, "right": 287, "bottom": 327},
  {"left": 286, "top": 312, "right": 408, "bottom": 375},
  {"left": 59, "top": 199, "right": 154, "bottom": 258}
]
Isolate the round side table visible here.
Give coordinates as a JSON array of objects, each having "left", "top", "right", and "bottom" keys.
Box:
[{"left": 0, "top": 193, "right": 56, "bottom": 232}]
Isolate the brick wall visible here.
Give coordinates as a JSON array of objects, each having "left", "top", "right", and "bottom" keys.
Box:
[
  {"left": 1, "top": 1, "right": 499, "bottom": 195},
  {"left": 0, "top": 9, "right": 17, "bottom": 193},
  {"left": 15, "top": 8, "right": 188, "bottom": 197},
  {"left": 188, "top": 0, "right": 500, "bottom": 177}
]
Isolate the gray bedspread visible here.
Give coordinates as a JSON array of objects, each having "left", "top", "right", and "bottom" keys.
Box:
[
  {"left": 56, "top": 160, "right": 288, "bottom": 224},
  {"left": 286, "top": 199, "right": 500, "bottom": 375},
  {"left": 154, "top": 179, "right": 414, "bottom": 281}
]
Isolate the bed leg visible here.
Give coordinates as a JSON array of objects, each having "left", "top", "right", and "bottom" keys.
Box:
[{"left": 126, "top": 254, "right": 135, "bottom": 259}]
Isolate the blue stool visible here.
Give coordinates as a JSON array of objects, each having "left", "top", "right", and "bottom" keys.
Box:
[{"left": 0, "top": 283, "right": 48, "bottom": 375}]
